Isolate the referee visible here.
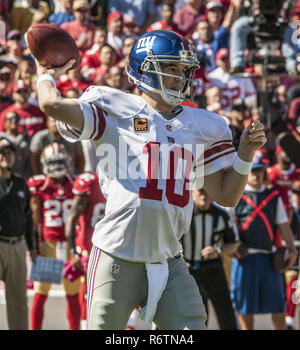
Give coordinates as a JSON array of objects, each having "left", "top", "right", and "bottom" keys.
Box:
[
  {"left": 182, "top": 188, "right": 239, "bottom": 330},
  {"left": 0, "top": 137, "right": 37, "bottom": 329}
]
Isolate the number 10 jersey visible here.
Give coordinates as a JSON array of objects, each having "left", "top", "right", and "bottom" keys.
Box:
[{"left": 57, "top": 86, "right": 236, "bottom": 263}]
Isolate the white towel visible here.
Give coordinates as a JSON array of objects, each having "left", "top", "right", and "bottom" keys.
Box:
[{"left": 139, "top": 261, "right": 169, "bottom": 325}]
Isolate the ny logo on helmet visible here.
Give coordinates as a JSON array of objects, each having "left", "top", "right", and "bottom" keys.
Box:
[{"left": 136, "top": 35, "right": 156, "bottom": 54}]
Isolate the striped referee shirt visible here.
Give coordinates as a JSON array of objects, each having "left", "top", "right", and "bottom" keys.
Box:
[{"left": 182, "top": 202, "right": 237, "bottom": 263}]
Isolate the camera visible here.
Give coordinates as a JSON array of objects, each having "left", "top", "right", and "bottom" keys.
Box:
[{"left": 247, "top": 0, "right": 294, "bottom": 74}]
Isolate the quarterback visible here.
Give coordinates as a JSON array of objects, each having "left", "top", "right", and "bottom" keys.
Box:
[{"left": 33, "top": 30, "right": 266, "bottom": 330}]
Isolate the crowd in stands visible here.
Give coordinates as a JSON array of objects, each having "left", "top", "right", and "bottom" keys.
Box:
[{"left": 0, "top": 0, "right": 299, "bottom": 330}]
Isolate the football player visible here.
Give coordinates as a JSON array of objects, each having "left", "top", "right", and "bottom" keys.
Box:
[
  {"left": 27, "top": 143, "right": 81, "bottom": 330},
  {"left": 65, "top": 171, "right": 106, "bottom": 329},
  {"left": 33, "top": 30, "right": 266, "bottom": 330}
]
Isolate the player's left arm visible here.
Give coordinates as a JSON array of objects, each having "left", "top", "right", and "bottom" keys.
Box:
[{"left": 203, "top": 119, "right": 266, "bottom": 207}]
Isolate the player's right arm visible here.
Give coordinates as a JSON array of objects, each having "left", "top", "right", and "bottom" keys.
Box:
[
  {"left": 35, "top": 58, "right": 84, "bottom": 132},
  {"left": 30, "top": 194, "right": 43, "bottom": 241},
  {"left": 65, "top": 194, "right": 88, "bottom": 258}
]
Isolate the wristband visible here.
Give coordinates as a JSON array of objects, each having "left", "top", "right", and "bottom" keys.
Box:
[
  {"left": 36, "top": 74, "right": 56, "bottom": 89},
  {"left": 232, "top": 154, "right": 252, "bottom": 175}
]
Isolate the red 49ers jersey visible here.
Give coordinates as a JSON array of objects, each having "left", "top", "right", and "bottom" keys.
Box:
[
  {"left": 27, "top": 174, "right": 74, "bottom": 241},
  {"left": 72, "top": 172, "right": 106, "bottom": 252},
  {"left": 267, "top": 164, "right": 300, "bottom": 211}
]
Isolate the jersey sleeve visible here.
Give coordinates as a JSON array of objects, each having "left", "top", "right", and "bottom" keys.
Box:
[
  {"left": 202, "top": 124, "right": 236, "bottom": 176},
  {"left": 275, "top": 195, "right": 289, "bottom": 225},
  {"left": 56, "top": 97, "right": 107, "bottom": 143},
  {"left": 57, "top": 86, "right": 144, "bottom": 143},
  {"left": 27, "top": 175, "right": 46, "bottom": 197},
  {"left": 72, "top": 173, "right": 96, "bottom": 195}
]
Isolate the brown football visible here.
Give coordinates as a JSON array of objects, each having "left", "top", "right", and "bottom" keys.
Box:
[{"left": 27, "top": 23, "right": 80, "bottom": 69}]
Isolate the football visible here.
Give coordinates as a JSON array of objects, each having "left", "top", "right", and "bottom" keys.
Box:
[{"left": 27, "top": 23, "right": 80, "bottom": 69}]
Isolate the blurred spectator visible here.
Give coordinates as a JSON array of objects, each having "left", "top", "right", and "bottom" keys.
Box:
[
  {"left": 228, "top": 99, "right": 249, "bottom": 151},
  {"left": 0, "top": 79, "right": 47, "bottom": 138},
  {"left": 173, "top": 0, "right": 206, "bottom": 37},
  {"left": 146, "top": 0, "right": 183, "bottom": 34},
  {"left": 0, "top": 64, "right": 13, "bottom": 112},
  {"left": 195, "top": 19, "right": 215, "bottom": 72},
  {"left": 266, "top": 146, "right": 300, "bottom": 223},
  {"left": 10, "top": 0, "right": 50, "bottom": 34},
  {"left": 108, "top": 0, "right": 157, "bottom": 35},
  {"left": 48, "top": 0, "right": 75, "bottom": 25},
  {"left": 80, "top": 27, "right": 109, "bottom": 78},
  {"left": 61, "top": 0, "right": 97, "bottom": 57},
  {"left": 106, "top": 10, "right": 124, "bottom": 55},
  {"left": 57, "top": 65, "right": 89, "bottom": 96},
  {"left": 206, "top": 0, "right": 240, "bottom": 38},
  {"left": 29, "top": 116, "right": 85, "bottom": 176},
  {"left": 123, "top": 15, "right": 139, "bottom": 38},
  {"left": 0, "top": 111, "right": 31, "bottom": 178},
  {"left": 15, "top": 58, "right": 36, "bottom": 88},
  {"left": 0, "top": 30, "right": 28, "bottom": 65},
  {"left": 195, "top": 17, "right": 229, "bottom": 73},
  {"left": 90, "top": 26, "right": 108, "bottom": 52},
  {"left": 208, "top": 48, "right": 256, "bottom": 113},
  {"left": 118, "top": 35, "right": 136, "bottom": 69},
  {"left": 229, "top": 6, "right": 298, "bottom": 74},
  {"left": 205, "top": 85, "right": 229, "bottom": 118},
  {"left": 90, "top": 43, "right": 117, "bottom": 85},
  {"left": 105, "top": 66, "right": 126, "bottom": 90}
]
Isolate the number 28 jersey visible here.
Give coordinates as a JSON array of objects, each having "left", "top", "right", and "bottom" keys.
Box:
[
  {"left": 57, "top": 86, "right": 236, "bottom": 263},
  {"left": 27, "top": 174, "right": 74, "bottom": 242}
]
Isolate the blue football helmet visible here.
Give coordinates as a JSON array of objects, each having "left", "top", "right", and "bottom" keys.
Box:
[{"left": 126, "top": 30, "right": 200, "bottom": 106}]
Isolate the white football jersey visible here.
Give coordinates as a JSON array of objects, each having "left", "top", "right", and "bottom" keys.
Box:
[
  {"left": 57, "top": 86, "right": 236, "bottom": 263},
  {"left": 208, "top": 67, "right": 256, "bottom": 111}
]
